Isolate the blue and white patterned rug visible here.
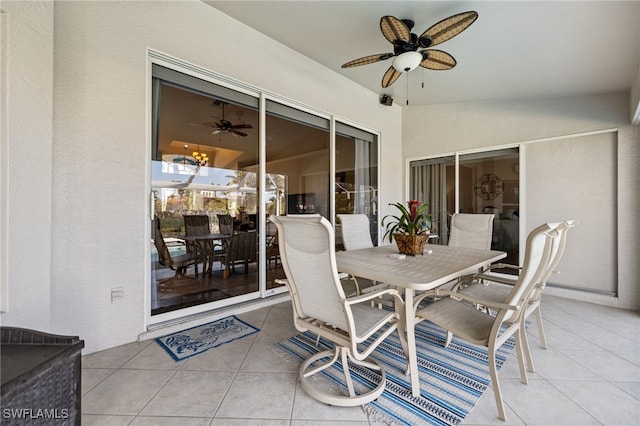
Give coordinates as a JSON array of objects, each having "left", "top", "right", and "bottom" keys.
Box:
[
  {"left": 278, "top": 319, "right": 515, "bottom": 426},
  {"left": 157, "top": 315, "right": 260, "bottom": 361}
]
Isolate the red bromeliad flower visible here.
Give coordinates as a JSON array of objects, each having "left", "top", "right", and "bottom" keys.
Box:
[{"left": 407, "top": 200, "right": 420, "bottom": 221}]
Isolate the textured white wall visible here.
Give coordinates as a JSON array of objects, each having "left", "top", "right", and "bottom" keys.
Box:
[
  {"left": 46, "top": 1, "right": 402, "bottom": 353},
  {"left": 0, "top": 1, "right": 53, "bottom": 328},
  {"left": 403, "top": 93, "right": 640, "bottom": 310},
  {"left": 527, "top": 132, "right": 617, "bottom": 294}
]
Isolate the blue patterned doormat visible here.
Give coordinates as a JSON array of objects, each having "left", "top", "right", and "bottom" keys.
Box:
[
  {"left": 278, "top": 319, "right": 515, "bottom": 426},
  {"left": 157, "top": 315, "right": 260, "bottom": 361}
]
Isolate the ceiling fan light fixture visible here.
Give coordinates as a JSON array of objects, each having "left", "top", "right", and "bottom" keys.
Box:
[{"left": 392, "top": 51, "right": 422, "bottom": 72}]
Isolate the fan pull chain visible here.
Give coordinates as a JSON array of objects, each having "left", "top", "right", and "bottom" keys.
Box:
[
  {"left": 406, "top": 72, "right": 409, "bottom": 106},
  {"left": 422, "top": 68, "right": 425, "bottom": 89}
]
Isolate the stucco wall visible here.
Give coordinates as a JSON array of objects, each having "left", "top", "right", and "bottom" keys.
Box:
[
  {"left": 403, "top": 93, "right": 640, "bottom": 310},
  {"left": 0, "top": 0, "right": 54, "bottom": 329}
]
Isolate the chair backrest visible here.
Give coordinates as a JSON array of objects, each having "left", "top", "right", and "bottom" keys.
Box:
[
  {"left": 501, "top": 223, "right": 559, "bottom": 323},
  {"left": 337, "top": 214, "right": 374, "bottom": 250},
  {"left": 526, "top": 220, "right": 577, "bottom": 303},
  {"left": 217, "top": 214, "right": 234, "bottom": 235},
  {"left": 153, "top": 218, "right": 174, "bottom": 268},
  {"left": 543, "top": 220, "right": 578, "bottom": 282},
  {"left": 228, "top": 231, "right": 257, "bottom": 262},
  {"left": 183, "top": 214, "right": 210, "bottom": 235},
  {"left": 270, "top": 215, "right": 348, "bottom": 330},
  {"left": 449, "top": 213, "right": 495, "bottom": 250}
]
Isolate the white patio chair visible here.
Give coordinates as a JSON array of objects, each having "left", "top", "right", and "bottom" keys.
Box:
[
  {"left": 416, "top": 213, "right": 495, "bottom": 304},
  {"left": 271, "top": 214, "right": 407, "bottom": 407},
  {"left": 457, "top": 220, "right": 577, "bottom": 370},
  {"left": 337, "top": 214, "right": 372, "bottom": 295},
  {"left": 448, "top": 213, "right": 495, "bottom": 250},
  {"left": 449, "top": 213, "right": 495, "bottom": 280},
  {"left": 337, "top": 213, "right": 375, "bottom": 251},
  {"left": 413, "top": 222, "right": 559, "bottom": 420}
]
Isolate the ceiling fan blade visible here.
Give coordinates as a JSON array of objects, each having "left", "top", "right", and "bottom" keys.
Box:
[
  {"left": 380, "top": 16, "right": 411, "bottom": 44},
  {"left": 231, "top": 124, "right": 253, "bottom": 129},
  {"left": 211, "top": 129, "right": 223, "bottom": 135},
  {"left": 381, "top": 66, "right": 402, "bottom": 88},
  {"left": 231, "top": 129, "right": 248, "bottom": 137},
  {"left": 419, "top": 11, "right": 478, "bottom": 48},
  {"left": 342, "top": 53, "right": 394, "bottom": 68},
  {"left": 419, "top": 49, "right": 457, "bottom": 70}
]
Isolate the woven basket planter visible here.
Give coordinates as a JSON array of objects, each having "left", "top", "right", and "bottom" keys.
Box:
[{"left": 393, "top": 233, "right": 429, "bottom": 256}]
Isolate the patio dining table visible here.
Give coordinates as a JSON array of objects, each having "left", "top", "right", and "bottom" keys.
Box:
[
  {"left": 335, "top": 243, "right": 506, "bottom": 397},
  {"left": 179, "top": 233, "right": 232, "bottom": 278}
]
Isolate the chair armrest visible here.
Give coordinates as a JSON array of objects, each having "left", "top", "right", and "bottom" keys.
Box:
[
  {"left": 473, "top": 273, "right": 518, "bottom": 286},
  {"left": 344, "top": 287, "right": 401, "bottom": 307},
  {"left": 413, "top": 289, "right": 441, "bottom": 308},
  {"left": 483, "top": 263, "right": 522, "bottom": 273},
  {"left": 421, "top": 289, "right": 519, "bottom": 311}
]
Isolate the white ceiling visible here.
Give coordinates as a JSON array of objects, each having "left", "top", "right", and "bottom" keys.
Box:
[{"left": 206, "top": 1, "right": 640, "bottom": 107}]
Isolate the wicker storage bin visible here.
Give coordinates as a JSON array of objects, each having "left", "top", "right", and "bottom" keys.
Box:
[{"left": 1, "top": 327, "right": 84, "bottom": 425}]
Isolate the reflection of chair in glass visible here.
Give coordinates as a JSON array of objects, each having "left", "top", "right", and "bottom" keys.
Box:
[
  {"left": 183, "top": 214, "right": 212, "bottom": 271},
  {"left": 183, "top": 214, "right": 210, "bottom": 235},
  {"left": 218, "top": 231, "right": 256, "bottom": 277},
  {"left": 413, "top": 222, "right": 559, "bottom": 420},
  {"left": 459, "top": 220, "right": 577, "bottom": 363},
  {"left": 266, "top": 233, "right": 280, "bottom": 269},
  {"left": 271, "top": 214, "right": 407, "bottom": 406},
  {"left": 217, "top": 214, "right": 234, "bottom": 235},
  {"left": 153, "top": 218, "right": 198, "bottom": 289}
]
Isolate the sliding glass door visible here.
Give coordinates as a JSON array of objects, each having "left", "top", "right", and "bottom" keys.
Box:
[
  {"left": 149, "top": 59, "right": 380, "bottom": 322},
  {"left": 410, "top": 148, "right": 520, "bottom": 264}
]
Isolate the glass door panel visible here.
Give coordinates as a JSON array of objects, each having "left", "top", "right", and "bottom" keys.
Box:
[
  {"left": 459, "top": 148, "right": 520, "bottom": 266},
  {"left": 410, "top": 156, "right": 455, "bottom": 244},
  {"left": 151, "top": 70, "right": 260, "bottom": 316},
  {"left": 265, "top": 100, "right": 330, "bottom": 291},
  {"left": 335, "top": 122, "right": 379, "bottom": 248}
]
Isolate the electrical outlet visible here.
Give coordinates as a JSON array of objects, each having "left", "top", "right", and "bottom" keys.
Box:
[{"left": 111, "top": 287, "right": 124, "bottom": 303}]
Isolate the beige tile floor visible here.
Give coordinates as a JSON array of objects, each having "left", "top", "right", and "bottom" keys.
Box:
[{"left": 82, "top": 295, "right": 640, "bottom": 425}]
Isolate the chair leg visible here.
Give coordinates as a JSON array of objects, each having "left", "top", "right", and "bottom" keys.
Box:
[
  {"left": 340, "top": 348, "right": 355, "bottom": 397},
  {"left": 519, "top": 318, "right": 535, "bottom": 373},
  {"left": 488, "top": 344, "right": 507, "bottom": 421},
  {"left": 514, "top": 329, "right": 530, "bottom": 384},
  {"left": 535, "top": 307, "right": 548, "bottom": 349},
  {"left": 299, "top": 348, "right": 386, "bottom": 407},
  {"left": 444, "top": 331, "right": 453, "bottom": 348}
]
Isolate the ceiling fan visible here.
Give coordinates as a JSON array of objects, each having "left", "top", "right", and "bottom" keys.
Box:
[
  {"left": 194, "top": 103, "right": 253, "bottom": 137},
  {"left": 341, "top": 11, "right": 478, "bottom": 88}
]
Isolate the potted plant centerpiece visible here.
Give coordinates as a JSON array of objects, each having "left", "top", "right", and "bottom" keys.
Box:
[{"left": 382, "top": 200, "right": 431, "bottom": 256}]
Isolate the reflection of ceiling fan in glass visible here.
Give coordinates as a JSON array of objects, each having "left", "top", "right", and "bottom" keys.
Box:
[{"left": 191, "top": 103, "right": 253, "bottom": 137}]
